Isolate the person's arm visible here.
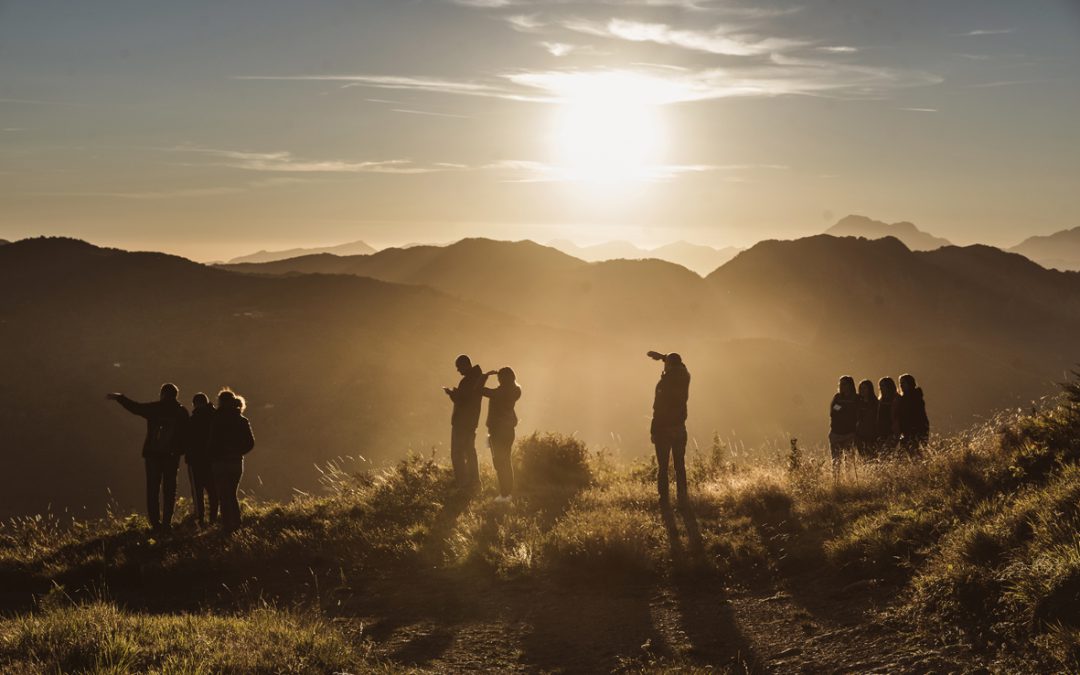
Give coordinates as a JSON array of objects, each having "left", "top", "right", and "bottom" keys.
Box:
[
  {"left": 481, "top": 387, "right": 498, "bottom": 398},
  {"left": 107, "top": 394, "right": 154, "bottom": 418}
]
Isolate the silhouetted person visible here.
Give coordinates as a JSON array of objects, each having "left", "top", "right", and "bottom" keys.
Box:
[
  {"left": 482, "top": 367, "right": 521, "bottom": 502},
  {"left": 896, "top": 373, "right": 930, "bottom": 454},
  {"left": 648, "top": 351, "right": 690, "bottom": 507},
  {"left": 444, "top": 354, "right": 485, "bottom": 489},
  {"left": 877, "top": 377, "right": 901, "bottom": 453},
  {"left": 855, "top": 379, "right": 879, "bottom": 458},
  {"left": 209, "top": 389, "right": 254, "bottom": 532},
  {"left": 829, "top": 376, "right": 858, "bottom": 475},
  {"left": 107, "top": 383, "right": 189, "bottom": 532},
  {"left": 186, "top": 392, "right": 218, "bottom": 526}
]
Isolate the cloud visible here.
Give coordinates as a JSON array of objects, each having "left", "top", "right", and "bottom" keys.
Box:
[
  {"left": 483, "top": 159, "right": 726, "bottom": 183},
  {"left": 506, "top": 14, "right": 546, "bottom": 32},
  {"left": 959, "top": 28, "right": 1014, "bottom": 36},
  {"left": 563, "top": 18, "right": 808, "bottom": 56},
  {"left": 168, "top": 147, "right": 456, "bottom": 174},
  {"left": 541, "top": 41, "right": 577, "bottom": 56},
  {"left": 900, "top": 107, "right": 938, "bottom": 112},
  {"left": 244, "top": 57, "right": 940, "bottom": 105},
  {"left": 238, "top": 74, "right": 540, "bottom": 101},
  {"left": 817, "top": 45, "right": 858, "bottom": 54},
  {"left": 390, "top": 108, "right": 472, "bottom": 119}
]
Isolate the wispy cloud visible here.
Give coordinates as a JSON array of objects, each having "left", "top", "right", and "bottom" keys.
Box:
[
  {"left": 900, "top": 107, "right": 938, "bottom": 112},
  {"left": 960, "top": 28, "right": 1014, "bottom": 36},
  {"left": 390, "top": 108, "right": 472, "bottom": 119},
  {"left": 541, "top": 41, "right": 577, "bottom": 56},
  {"left": 965, "top": 79, "right": 1043, "bottom": 88},
  {"left": 506, "top": 14, "right": 546, "bottom": 32},
  {"left": 242, "top": 58, "right": 941, "bottom": 105},
  {"left": 483, "top": 159, "right": 727, "bottom": 183},
  {"left": 817, "top": 45, "right": 858, "bottom": 54},
  {"left": 563, "top": 18, "right": 808, "bottom": 56},
  {"left": 168, "top": 147, "right": 455, "bottom": 174},
  {"left": 238, "top": 74, "right": 540, "bottom": 101}
]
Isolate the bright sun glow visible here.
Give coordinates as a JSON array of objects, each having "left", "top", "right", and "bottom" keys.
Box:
[{"left": 546, "top": 72, "right": 669, "bottom": 183}]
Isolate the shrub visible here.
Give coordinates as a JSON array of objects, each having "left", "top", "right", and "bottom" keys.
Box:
[{"left": 515, "top": 433, "right": 594, "bottom": 493}]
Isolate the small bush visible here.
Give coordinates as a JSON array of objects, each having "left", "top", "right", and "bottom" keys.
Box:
[{"left": 516, "top": 433, "right": 594, "bottom": 493}]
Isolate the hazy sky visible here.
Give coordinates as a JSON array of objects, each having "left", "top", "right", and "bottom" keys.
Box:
[{"left": 1, "top": 0, "right": 1078, "bottom": 260}]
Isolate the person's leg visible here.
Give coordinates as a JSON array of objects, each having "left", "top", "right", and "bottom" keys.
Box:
[
  {"left": 654, "top": 433, "right": 672, "bottom": 504},
  {"left": 161, "top": 455, "right": 179, "bottom": 528},
  {"left": 188, "top": 462, "right": 204, "bottom": 524},
  {"left": 450, "top": 427, "right": 467, "bottom": 486},
  {"left": 145, "top": 458, "right": 162, "bottom": 529},
  {"left": 465, "top": 428, "right": 480, "bottom": 486},
  {"left": 225, "top": 458, "right": 244, "bottom": 529},
  {"left": 206, "top": 463, "right": 220, "bottom": 524},
  {"left": 212, "top": 462, "right": 232, "bottom": 529},
  {"left": 672, "top": 427, "right": 689, "bottom": 504},
  {"left": 200, "top": 462, "right": 219, "bottom": 527},
  {"left": 829, "top": 434, "right": 842, "bottom": 478},
  {"left": 490, "top": 431, "right": 514, "bottom": 497}
]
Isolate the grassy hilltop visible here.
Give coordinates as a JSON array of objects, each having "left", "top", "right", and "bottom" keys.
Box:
[{"left": 4, "top": 386, "right": 1080, "bottom": 672}]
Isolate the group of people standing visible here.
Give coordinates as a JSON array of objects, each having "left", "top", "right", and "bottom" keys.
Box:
[
  {"left": 108, "top": 385, "right": 254, "bottom": 533},
  {"left": 444, "top": 355, "right": 522, "bottom": 501},
  {"left": 829, "top": 373, "right": 930, "bottom": 468},
  {"left": 110, "top": 356, "right": 929, "bottom": 530}
]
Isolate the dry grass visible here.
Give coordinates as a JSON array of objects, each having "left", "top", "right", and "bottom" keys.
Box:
[{"left": 4, "top": 391, "right": 1080, "bottom": 670}]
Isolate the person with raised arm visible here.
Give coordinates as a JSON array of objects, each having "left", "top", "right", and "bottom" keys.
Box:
[
  {"left": 106, "top": 383, "right": 190, "bottom": 532},
  {"left": 482, "top": 367, "right": 521, "bottom": 503},
  {"left": 648, "top": 351, "right": 691, "bottom": 508}
]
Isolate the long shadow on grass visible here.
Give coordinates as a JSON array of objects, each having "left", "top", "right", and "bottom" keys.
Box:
[{"left": 663, "top": 504, "right": 765, "bottom": 673}]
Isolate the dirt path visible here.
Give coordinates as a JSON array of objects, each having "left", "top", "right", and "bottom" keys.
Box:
[{"left": 333, "top": 568, "right": 985, "bottom": 673}]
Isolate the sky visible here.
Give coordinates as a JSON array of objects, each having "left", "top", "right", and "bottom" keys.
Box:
[{"left": 1, "top": 0, "right": 1078, "bottom": 261}]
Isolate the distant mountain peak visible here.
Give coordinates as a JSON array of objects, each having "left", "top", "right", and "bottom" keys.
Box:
[
  {"left": 548, "top": 238, "right": 740, "bottom": 275},
  {"left": 1009, "top": 225, "right": 1080, "bottom": 271},
  {"left": 228, "top": 239, "right": 377, "bottom": 265},
  {"left": 825, "top": 215, "right": 951, "bottom": 251}
]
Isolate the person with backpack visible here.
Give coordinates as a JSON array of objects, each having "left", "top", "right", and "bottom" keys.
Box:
[
  {"left": 829, "top": 376, "right": 859, "bottom": 476},
  {"left": 482, "top": 366, "right": 521, "bottom": 503},
  {"left": 648, "top": 350, "right": 691, "bottom": 508},
  {"left": 896, "top": 373, "right": 930, "bottom": 454},
  {"left": 186, "top": 392, "right": 217, "bottom": 526},
  {"left": 107, "top": 383, "right": 190, "bottom": 532},
  {"left": 208, "top": 389, "right": 254, "bottom": 533}
]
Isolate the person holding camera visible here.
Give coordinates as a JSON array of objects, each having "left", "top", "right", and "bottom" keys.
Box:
[{"left": 648, "top": 351, "right": 691, "bottom": 508}]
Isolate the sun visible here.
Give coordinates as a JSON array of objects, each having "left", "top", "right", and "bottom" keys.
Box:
[{"left": 548, "top": 72, "right": 667, "bottom": 183}]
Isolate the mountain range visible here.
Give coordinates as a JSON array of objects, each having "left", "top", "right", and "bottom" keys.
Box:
[
  {"left": 824, "top": 214, "right": 952, "bottom": 251},
  {"left": 548, "top": 239, "right": 741, "bottom": 275},
  {"left": 3, "top": 233, "right": 1078, "bottom": 517},
  {"left": 1009, "top": 226, "right": 1080, "bottom": 271},
  {"left": 227, "top": 239, "right": 377, "bottom": 264}
]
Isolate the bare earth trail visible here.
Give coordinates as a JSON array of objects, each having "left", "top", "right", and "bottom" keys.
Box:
[{"left": 328, "top": 524, "right": 987, "bottom": 673}]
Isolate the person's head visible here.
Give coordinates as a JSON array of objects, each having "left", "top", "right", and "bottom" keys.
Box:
[
  {"left": 899, "top": 373, "right": 918, "bottom": 395},
  {"left": 879, "top": 377, "right": 898, "bottom": 399},
  {"left": 838, "top": 375, "right": 856, "bottom": 397},
  {"left": 664, "top": 352, "right": 683, "bottom": 370},
  {"left": 857, "top": 379, "right": 876, "bottom": 402},
  {"left": 497, "top": 366, "right": 517, "bottom": 387},
  {"left": 192, "top": 392, "right": 209, "bottom": 409},
  {"left": 159, "top": 383, "right": 179, "bottom": 401},
  {"left": 217, "top": 388, "right": 246, "bottom": 413},
  {"left": 455, "top": 354, "right": 472, "bottom": 375}
]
